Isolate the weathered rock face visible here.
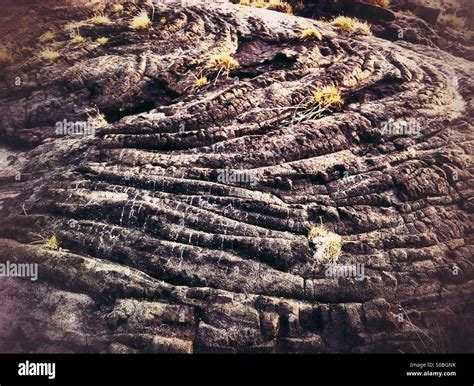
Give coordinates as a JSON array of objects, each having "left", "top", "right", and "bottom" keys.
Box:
[{"left": 0, "top": 0, "right": 472, "bottom": 353}]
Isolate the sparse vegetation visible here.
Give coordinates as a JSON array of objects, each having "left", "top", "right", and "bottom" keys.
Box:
[
  {"left": 267, "top": 0, "right": 293, "bottom": 14},
  {"left": 39, "top": 31, "right": 55, "bottom": 42},
  {"left": 195, "top": 76, "right": 208, "bottom": 87},
  {"left": 130, "top": 13, "right": 152, "bottom": 30},
  {"left": 362, "top": 0, "right": 390, "bottom": 8},
  {"left": 41, "top": 49, "right": 61, "bottom": 60},
  {"left": 90, "top": 15, "right": 111, "bottom": 25},
  {"left": 292, "top": 84, "right": 342, "bottom": 123},
  {"left": 239, "top": 0, "right": 293, "bottom": 14},
  {"left": 47, "top": 234, "right": 59, "bottom": 250},
  {"left": 87, "top": 108, "right": 108, "bottom": 128},
  {"left": 438, "top": 14, "right": 465, "bottom": 30},
  {"left": 308, "top": 226, "right": 342, "bottom": 263},
  {"left": 72, "top": 34, "right": 85, "bottom": 44},
  {"left": 96, "top": 37, "right": 109, "bottom": 45},
  {"left": 0, "top": 47, "right": 13, "bottom": 63},
  {"left": 113, "top": 4, "right": 124, "bottom": 13},
  {"left": 300, "top": 27, "right": 323, "bottom": 41},
  {"left": 204, "top": 53, "right": 239, "bottom": 85},
  {"left": 64, "top": 22, "right": 84, "bottom": 31},
  {"left": 331, "top": 16, "right": 373, "bottom": 36}
]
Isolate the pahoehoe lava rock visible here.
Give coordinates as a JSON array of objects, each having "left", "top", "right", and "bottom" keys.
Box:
[{"left": 0, "top": 0, "right": 472, "bottom": 353}]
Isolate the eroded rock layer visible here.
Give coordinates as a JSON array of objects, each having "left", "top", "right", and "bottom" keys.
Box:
[{"left": 0, "top": 0, "right": 472, "bottom": 353}]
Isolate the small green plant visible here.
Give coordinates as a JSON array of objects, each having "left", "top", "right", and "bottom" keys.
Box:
[
  {"left": 130, "top": 12, "right": 152, "bottom": 30},
  {"left": 300, "top": 27, "right": 323, "bottom": 41},
  {"left": 331, "top": 16, "right": 372, "bottom": 36},
  {"left": 39, "top": 31, "right": 55, "bottom": 42},
  {"left": 308, "top": 226, "right": 342, "bottom": 263},
  {"left": 292, "top": 84, "right": 342, "bottom": 123}
]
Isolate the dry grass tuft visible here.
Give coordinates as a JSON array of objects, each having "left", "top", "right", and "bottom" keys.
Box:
[
  {"left": 206, "top": 53, "right": 239, "bottom": 76},
  {"left": 41, "top": 49, "right": 61, "bottom": 60},
  {"left": 438, "top": 14, "right": 465, "bottom": 30},
  {"left": 314, "top": 84, "right": 343, "bottom": 110},
  {"left": 130, "top": 12, "right": 152, "bottom": 30},
  {"left": 39, "top": 31, "right": 56, "bottom": 42},
  {"left": 0, "top": 47, "right": 13, "bottom": 63},
  {"left": 308, "top": 226, "right": 342, "bottom": 263},
  {"left": 362, "top": 0, "right": 390, "bottom": 8},
  {"left": 240, "top": 0, "right": 293, "bottom": 14},
  {"left": 90, "top": 15, "right": 111, "bottom": 25},
  {"left": 96, "top": 37, "right": 109, "bottom": 45},
  {"left": 47, "top": 234, "right": 59, "bottom": 250},
  {"left": 195, "top": 76, "right": 208, "bottom": 87},
  {"left": 86, "top": 107, "right": 108, "bottom": 128},
  {"left": 331, "top": 16, "right": 373, "bottom": 36},
  {"left": 64, "top": 22, "right": 84, "bottom": 31},
  {"left": 113, "top": 4, "right": 124, "bottom": 13},
  {"left": 300, "top": 27, "right": 323, "bottom": 41},
  {"left": 72, "top": 34, "right": 85, "bottom": 43},
  {"left": 292, "top": 84, "right": 342, "bottom": 123}
]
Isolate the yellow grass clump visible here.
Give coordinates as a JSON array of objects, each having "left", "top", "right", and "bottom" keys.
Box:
[
  {"left": 86, "top": 107, "right": 108, "bottom": 128},
  {"left": 308, "top": 226, "right": 342, "bottom": 263},
  {"left": 314, "top": 84, "right": 343, "bottom": 110},
  {"left": 438, "top": 14, "right": 465, "bottom": 30},
  {"left": 72, "top": 35, "right": 85, "bottom": 43},
  {"left": 363, "top": 0, "right": 390, "bottom": 8},
  {"left": 331, "top": 16, "right": 373, "bottom": 36},
  {"left": 292, "top": 84, "right": 342, "bottom": 123},
  {"left": 39, "top": 31, "right": 55, "bottom": 42},
  {"left": 240, "top": 0, "right": 293, "bottom": 14},
  {"left": 90, "top": 15, "right": 111, "bottom": 25},
  {"left": 64, "top": 22, "right": 84, "bottom": 31},
  {"left": 130, "top": 13, "right": 152, "bottom": 30},
  {"left": 207, "top": 53, "right": 239, "bottom": 75},
  {"left": 96, "top": 37, "right": 109, "bottom": 45},
  {"left": 41, "top": 49, "right": 61, "bottom": 60},
  {"left": 195, "top": 76, "right": 208, "bottom": 87},
  {"left": 0, "top": 47, "right": 13, "bottom": 63},
  {"left": 47, "top": 234, "right": 59, "bottom": 250},
  {"left": 113, "top": 4, "right": 124, "bottom": 13},
  {"left": 300, "top": 27, "right": 323, "bottom": 41}
]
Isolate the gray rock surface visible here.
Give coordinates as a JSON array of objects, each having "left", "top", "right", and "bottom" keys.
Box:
[{"left": 0, "top": 0, "right": 472, "bottom": 353}]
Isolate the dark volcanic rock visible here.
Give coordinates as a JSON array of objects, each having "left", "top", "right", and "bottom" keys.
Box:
[{"left": 0, "top": 0, "right": 472, "bottom": 353}]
